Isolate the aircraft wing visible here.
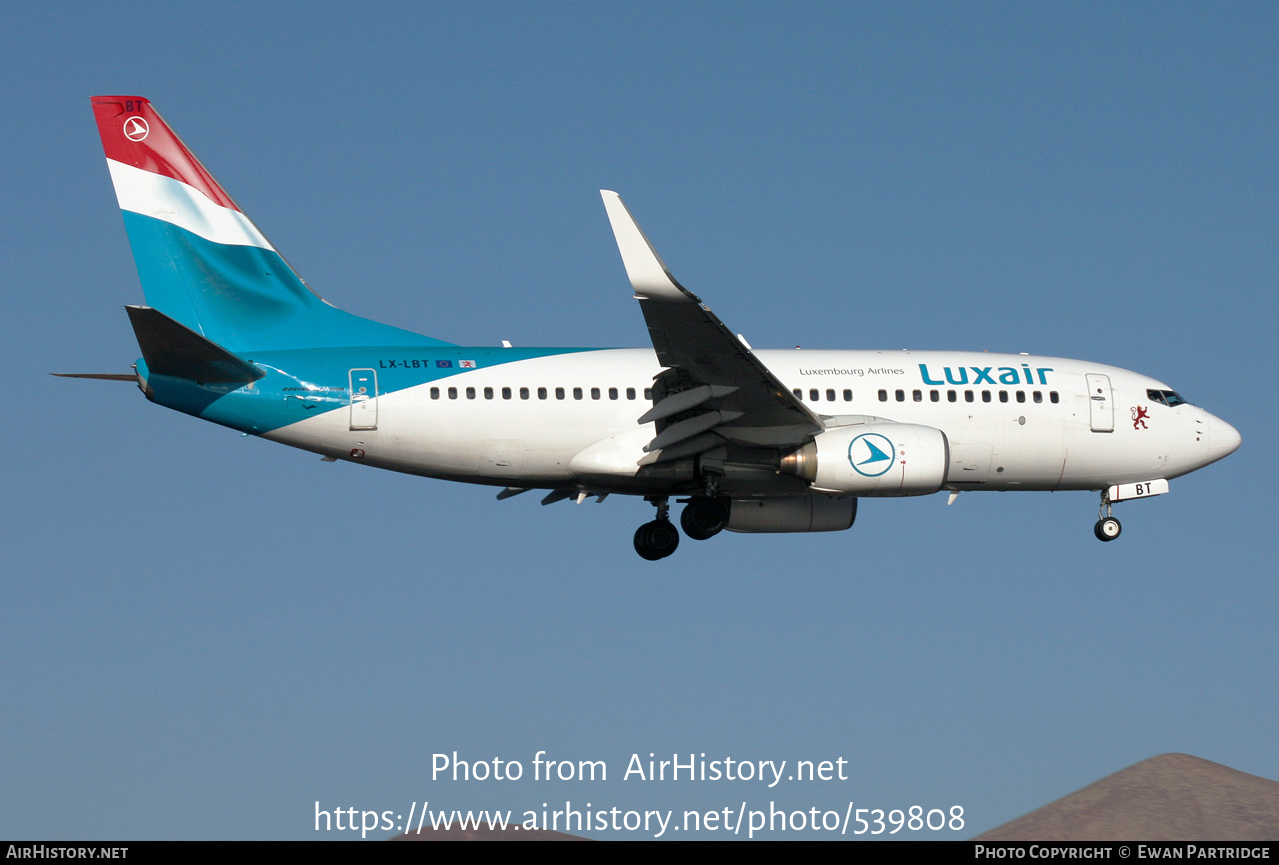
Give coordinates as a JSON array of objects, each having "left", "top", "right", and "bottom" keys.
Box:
[{"left": 600, "top": 191, "right": 822, "bottom": 460}]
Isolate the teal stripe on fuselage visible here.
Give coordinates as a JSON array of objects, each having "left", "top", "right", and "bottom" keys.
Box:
[
  {"left": 120, "top": 211, "right": 454, "bottom": 352},
  {"left": 138, "top": 346, "right": 597, "bottom": 434}
]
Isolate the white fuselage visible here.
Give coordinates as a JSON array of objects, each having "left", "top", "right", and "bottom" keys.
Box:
[{"left": 262, "top": 348, "right": 1238, "bottom": 496}]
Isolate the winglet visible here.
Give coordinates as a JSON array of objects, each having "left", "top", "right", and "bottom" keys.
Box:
[{"left": 600, "top": 191, "right": 696, "bottom": 302}]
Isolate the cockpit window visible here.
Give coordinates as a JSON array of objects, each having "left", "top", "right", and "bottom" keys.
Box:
[{"left": 1146, "top": 388, "right": 1189, "bottom": 407}]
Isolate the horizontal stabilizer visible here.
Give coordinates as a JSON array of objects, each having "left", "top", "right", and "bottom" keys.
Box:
[
  {"left": 126, "top": 305, "right": 264, "bottom": 383},
  {"left": 51, "top": 373, "right": 141, "bottom": 382}
]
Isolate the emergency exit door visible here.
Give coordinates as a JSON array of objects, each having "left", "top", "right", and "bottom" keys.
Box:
[{"left": 349, "top": 368, "right": 378, "bottom": 430}]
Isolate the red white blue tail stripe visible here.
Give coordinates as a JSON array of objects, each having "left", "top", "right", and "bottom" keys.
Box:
[{"left": 92, "top": 95, "right": 450, "bottom": 352}]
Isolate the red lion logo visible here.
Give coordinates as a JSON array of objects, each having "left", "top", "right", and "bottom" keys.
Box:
[{"left": 1131, "top": 406, "right": 1150, "bottom": 430}]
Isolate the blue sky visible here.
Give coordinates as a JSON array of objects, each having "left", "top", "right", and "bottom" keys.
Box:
[{"left": 2, "top": 2, "right": 1275, "bottom": 840}]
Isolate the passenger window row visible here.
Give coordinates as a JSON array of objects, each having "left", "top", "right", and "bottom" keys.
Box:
[
  {"left": 876, "top": 388, "right": 1059, "bottom": 404},
  {"left": 424, "top": 382, "right": 1060, "bottom": 408},
  {"left": 792, "top": 388, "right": 855, "bottom": 402},
  {"left": 428, "top": 385, "right": 655, "bottom": 402}
]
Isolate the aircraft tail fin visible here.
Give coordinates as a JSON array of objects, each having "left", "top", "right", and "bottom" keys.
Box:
[{"left": 91, "top": 96, "right": 451, "bottom": 352}]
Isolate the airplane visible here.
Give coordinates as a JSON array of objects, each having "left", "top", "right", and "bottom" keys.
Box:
[{"left": 72, "top": 95, "right": 1241, "bottom": 560}]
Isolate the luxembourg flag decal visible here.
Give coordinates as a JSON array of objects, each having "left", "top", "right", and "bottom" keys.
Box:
[{"left": 459, "top": 360, "right": 477, "bottom": 369}]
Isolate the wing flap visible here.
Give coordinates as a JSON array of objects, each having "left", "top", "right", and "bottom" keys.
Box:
[
  {"left": 645, "top": 410, "right": 743, "bottom": 452},
  {"left": 637, "top": 384, "right": 739, "bottom": 424}
]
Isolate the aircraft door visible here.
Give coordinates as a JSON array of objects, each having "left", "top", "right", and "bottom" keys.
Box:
[
  {"left": 349, "top": 368, "right": 378, "bottom": 430},
  {"left": 1086, "top": 373, "right": 1113, "bottom": 432}
]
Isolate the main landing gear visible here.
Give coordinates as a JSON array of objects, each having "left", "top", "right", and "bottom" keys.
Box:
[
  {"left": 1094, "top": 491, "right": 1121, "bottom": 542},
  {"left": 634, "top": 496, "right": 680, "bottom": 561},
  {"left": 633, "top": 495, "right": 730, "bottom": 560}
]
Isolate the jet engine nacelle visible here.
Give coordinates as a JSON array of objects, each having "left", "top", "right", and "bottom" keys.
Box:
[
  {"left": 781, "top": 422, "right": 949, "bottom": 496},
  {"left": 725, "top": 495, "right": 857, "bottom": 533}
]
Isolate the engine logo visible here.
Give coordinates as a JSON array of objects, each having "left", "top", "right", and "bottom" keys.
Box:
[{"left": 848, "top": 432, "right": 896, "bottom": 477}]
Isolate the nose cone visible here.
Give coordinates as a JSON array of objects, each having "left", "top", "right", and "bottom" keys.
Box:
[{"left": 1207, "top": 414, "right": 1242, "bottom": 462}]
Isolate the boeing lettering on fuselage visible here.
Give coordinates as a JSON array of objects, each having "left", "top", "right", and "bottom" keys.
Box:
[{"left": 70, "top": 95, "right": 1241, "bottom": 560}]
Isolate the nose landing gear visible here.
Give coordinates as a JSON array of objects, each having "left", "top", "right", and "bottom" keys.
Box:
[
  {"left": 1094, "top": 517, "right": 1122, "bottom": 541},
  {"left": 1094, "top": 491, "right": 1121, "bottom": 542}
]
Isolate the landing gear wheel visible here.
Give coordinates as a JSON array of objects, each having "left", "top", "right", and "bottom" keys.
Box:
[
  {"left": 634, "top": 519, "right": 680, "bottom": 560},
  {"left": 1094, "top": 517, "right": 1122, "bottom": 542},
  {"left": 680, "top": 497, "right": 729, "bottom": 541}
]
